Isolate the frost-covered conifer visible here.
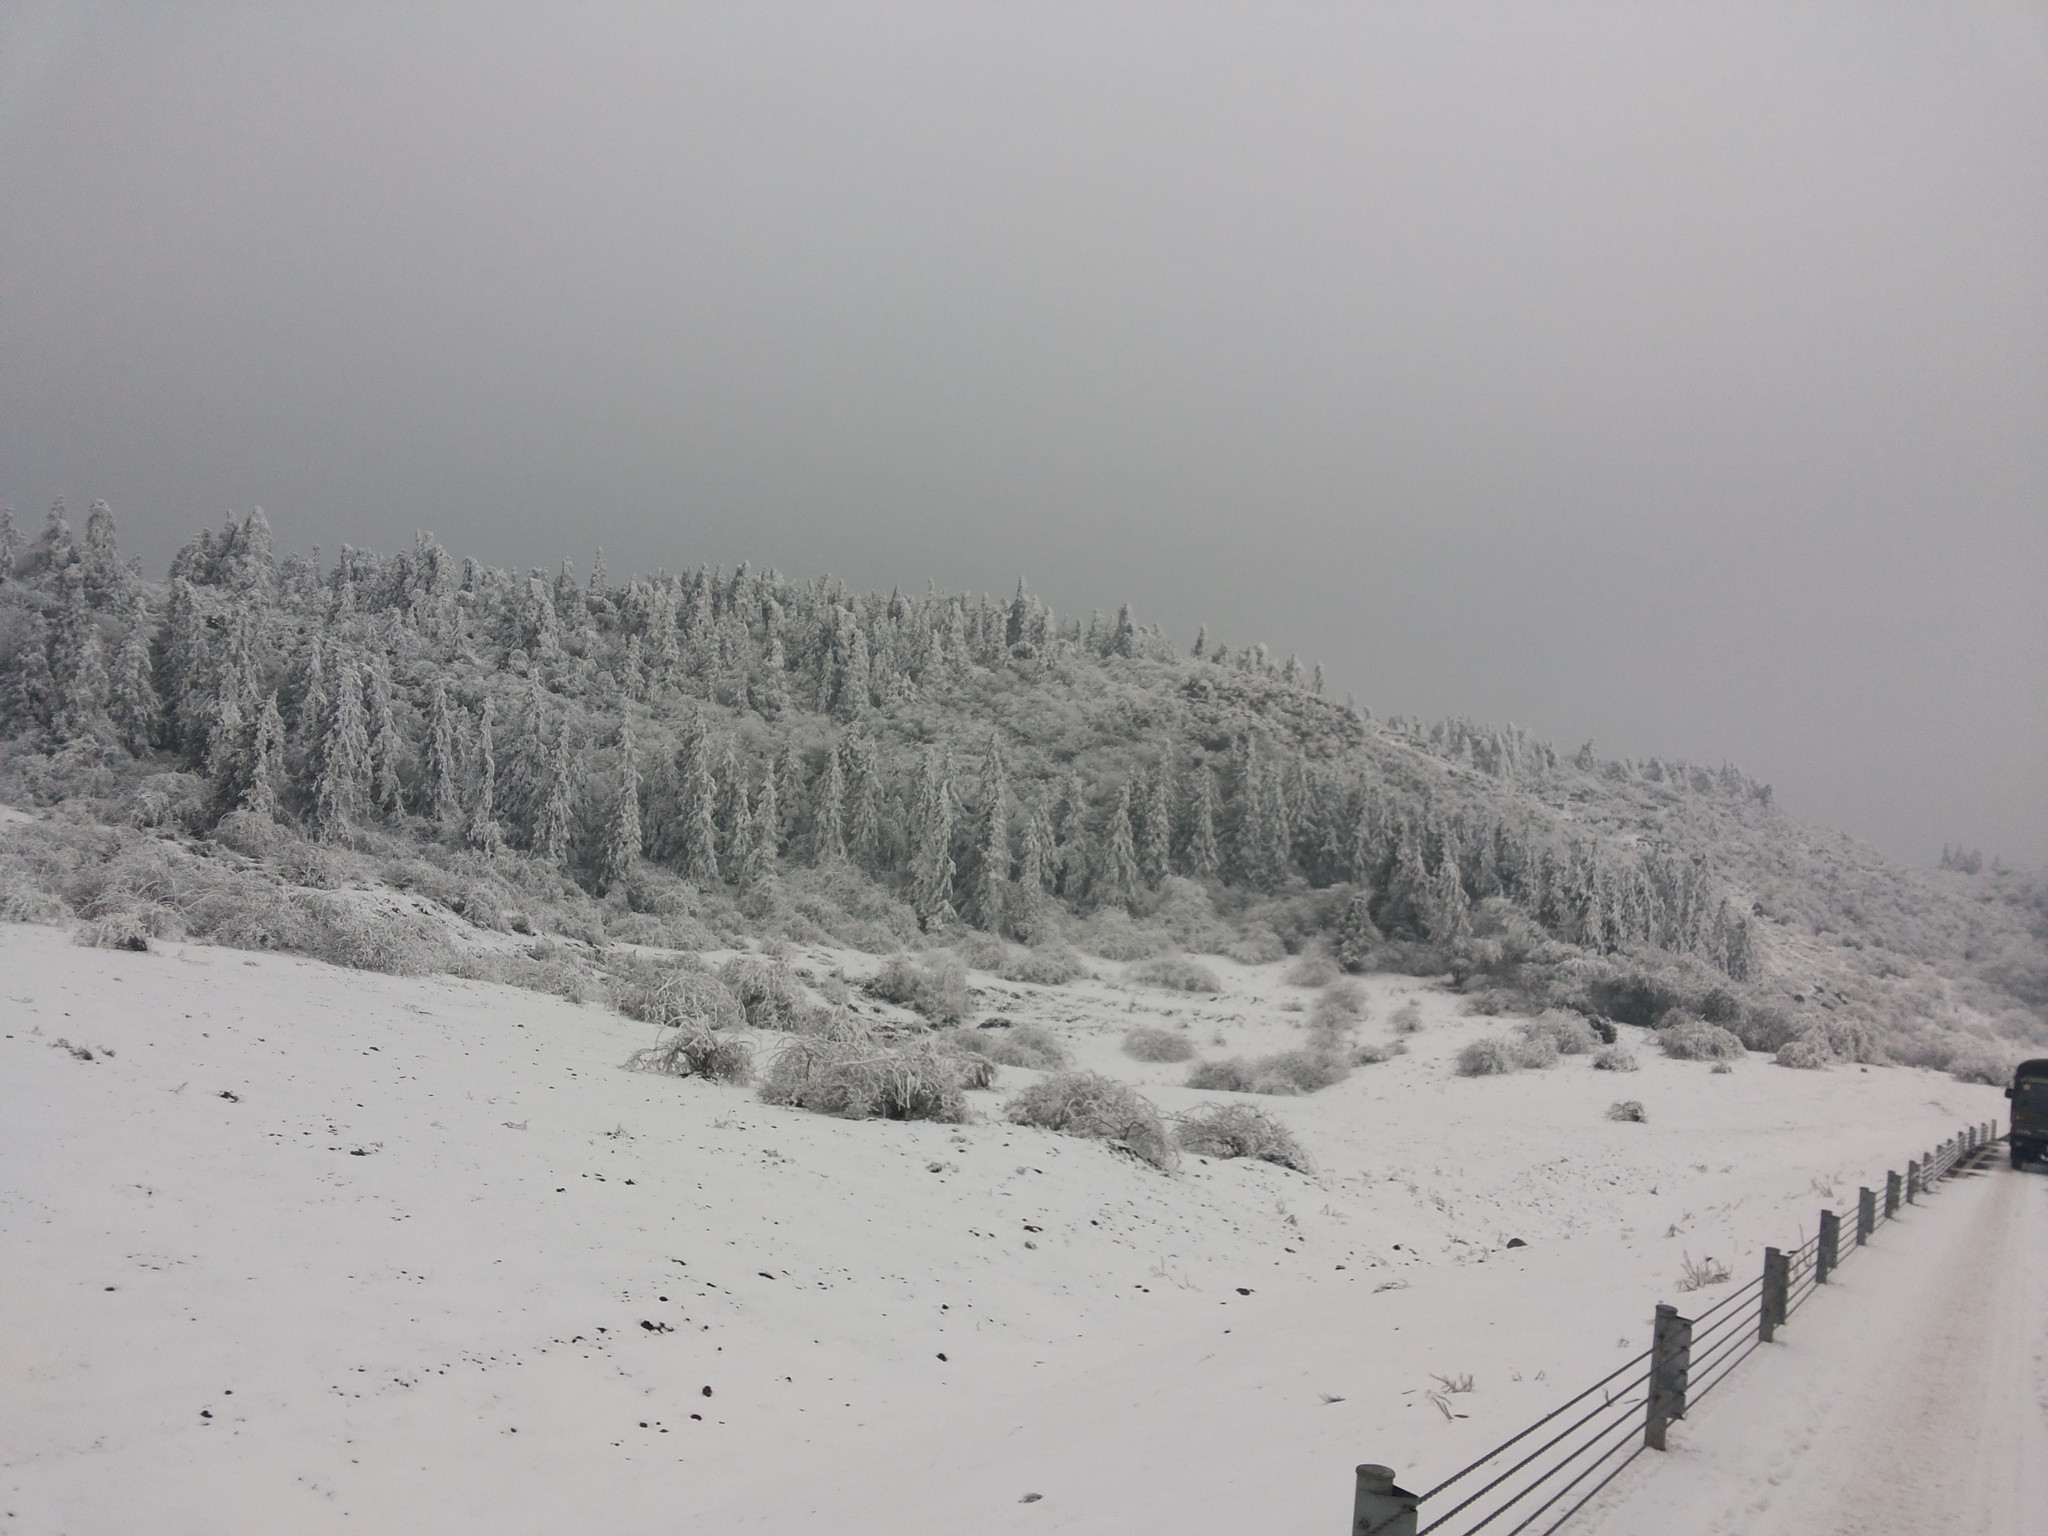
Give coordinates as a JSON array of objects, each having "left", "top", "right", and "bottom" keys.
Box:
[
  {"left": 366, "top": 664, "right": 404, "bottom": 815},
  {"left": 310, "top": 661, "right": 370, "bottom": 842},
  {"left": 240, "top": 693, "right": 288, "bottom": 819},
  {"left": 1425, "top": 852, "right": 1471, "bottom": 945},
  {"left": 1101, "top": 781, "right": 1141, "bottom": 910},
  {"left": 535, "top": 726, "right": 576, "bottom": 868},
  {"left": 814, "top": 741, "right": 847, "bottom": 862},
  {"left": 1185, "top": 767, "right": 1221, "bottom": 881},
  {"left": 717, "top": 740, "right": 751, "bottom": 873},
  {"left": 109, "top": 600, "right": 162, "bottom": 754},
  {"left": 1138, "top": 760, "right": 1172, "bottom": 887},
  {"left": 909, "top": 746, "right": 957, "bottom": 928},
  {"left": 674, "top": 722, "right": 720, "bottom": 883},
  {"left": 466, "top": 696, "right": 503, "bottom": 852},
  {"left": 420, "top": 678, "right": 462, "bottom": 830},
  {"left": 835, "top": 628, "right": 871, "bottom": 721},
  {"left": 968, "top": 733, "right": 1009, "bottom": 930},
  {"left": 844, "top": 733, "right": 881, "bottom": 869},
  {"left": 595, "top": 725, "right": 641, "bottom": 893}
]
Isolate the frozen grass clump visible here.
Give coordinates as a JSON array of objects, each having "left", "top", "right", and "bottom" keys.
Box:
[
  {"left": 957, "top": 1021, "right": 1070, "bottom": 1071},
  {"left": 1122, "top": 1025, "right": 1196, "bottom": 1063},
  {"left": 1286, "top": 950, "right": 1342, "bottom": 988},
  {"left": 760, "top": 1017, "right": 969, "bottom": 1122},
  {"left": 1659, "top": 1014, "right": 1746, "bottom": 1062},
  {"left": 999, "top": 945, "right": 1087, "bottom": 986},
  {"left": 1774, "top": 1036, "right": 1832, "bottom": 1070},
  {"left": 1521, "top": 1011, "right": 1600, "bottom": 1055},
  {"left": 1130, "top": 954, "right": 1222, "bottom": 994},
  {"left": 1006, "top": 1070, "right": 1174, "bottom": 1172},
  {"left": 719, "top": 957, "right": 818, "bottom": 1031},
  {"left": 1176, "top": 1103, "right": 1312, "bottom": 1173},
  {"left": 865, "top": 951, "right": 970, "bottom": 1024},
  {"left": 1606, "top": 1099, "right": 1647, "bottom": 1123},
  {"left": 1592, "top": 1043, "right": 1640, "bottom": 1072},
  {"left": 627, "top": 1022, "right": 754, "bottom": 1084},
  {"left": 1456, "top": 1036, "right": 1518, "bottom": 1077},
  {"left": 1187, "top": 1047, "right": 1350, "bottom": 1096}
]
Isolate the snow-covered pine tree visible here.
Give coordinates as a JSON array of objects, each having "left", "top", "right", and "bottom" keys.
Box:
[
  {"left": 814, "top": 741, "right": 847, "bottom": 863},
  {"left": 366, "top": 663, "right": 404, "bottom": 816},
  {"left": 968, "top": 732, "right": 1010, "bottom": 931},
  {"left": 1185, "top": 766, "right": 1221, "bottom": 881},
  {"left": 310, "top": 661, "right": 371, "bottom": 842},
  {"left": 535, "top": 724, "right": 576, "bottom": 869},
  {"left": 465, "top": 696, "right": 503, "bottom": 852},
  {"left": 1138, "top": 756, "right": 1173, "bottom": 887},
  {"left": 420, "top": 678, "right": 462, "bottom": 831},
  {"left": 675, "top": 723, "right": 720, "bottom": 884},
  {"left": 595, "top": 724, "right": 642, "bottom": 893},
  {"left": 844, "top": 733, "right": 882, "bottom": 870},
  {"left": 238, "top": 693, "right": 287, "bottom": 819},
  {"left": 909, "top": 746, "right": 958, "bottom": 929},
  {"left": 1101, "top": 782, "right": 1142, "bottom": 910},
  {"left": 108, "top": 598, "right": 161, "bottom": 755}
]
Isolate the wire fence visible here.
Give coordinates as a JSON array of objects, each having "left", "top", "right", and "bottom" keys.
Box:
[{"left": 1351, "top": 1119, "right": 2004, "bottom": 1536}]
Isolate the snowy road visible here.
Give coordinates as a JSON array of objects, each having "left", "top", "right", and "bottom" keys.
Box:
[{"left": 1580, "top": 1157, "right": 2048, "bottom": 1536}]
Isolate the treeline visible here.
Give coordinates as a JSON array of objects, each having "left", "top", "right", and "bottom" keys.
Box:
[{"left": 0, "top": 500, "right": 1755, "bottom": 978}]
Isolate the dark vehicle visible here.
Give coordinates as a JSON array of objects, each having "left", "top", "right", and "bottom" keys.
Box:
[{"left": 2006, "top": 1059, "right": 2048, "bottom": 1168}]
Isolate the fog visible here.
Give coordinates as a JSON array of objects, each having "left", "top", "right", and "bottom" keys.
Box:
[{"left": 3, "top": 3, "right": 2043, "bottom": 866}]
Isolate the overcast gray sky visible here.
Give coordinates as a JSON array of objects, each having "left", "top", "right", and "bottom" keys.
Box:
[{"left": 3, "top": 2, "right": 2043, "bottom": 867}]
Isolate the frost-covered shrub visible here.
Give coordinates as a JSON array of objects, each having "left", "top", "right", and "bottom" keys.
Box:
[
  {"left": 760, "top": 1018, "right": 969, "bottom": 1122},
  {"left": 1006, "top": 1070, "right": 1174, "bottom": 1171},
  {"left": 1801, "top": 1015, "right": 1885, "bottom": 1065},
  {"left": 720, "top": 957, "right": 818, "bottom": 1031},
  {"left": 1122, "top": 1025, "right": 1196, "bottom": 1063},
  {"left": 1606, "top": 1099, "right": 1647, "bottom": 1123},
  {"left": 1592, "top": 1044, "right": 1640, "bottom": 1072},
  {"left": 1286, "top": 951, "right": 1342, "bottom": 988},
  {"left": 1658, "top": 1014, "right": 1746, "bottom": 1062},
  {"left": 292, "top": 896, "right": 451, "bottom": 976},
  {"left": 1176, "top": 1103, "right": 1312, "bottom": 1172},
  {"left": 1225, "top": 925, "right": 1287, "bottom": 965},
  {"left": 1775, "top": 1037, "right": 1832, "bottom": 1070},
  {"left": 1187, "top": 1048, "right": 1350, "bottom": 1096},
  {"left": 1944, "top": 1039, "right": 2019, "bottom": 1087},
  {"left": 957, "top": 1021, "right": 1069, "bottom": 1071},
  {"left": 1456, "top": 1036, "right": 1519, "bottom": 1077},
  {"left": 628, "top": 1022, "right": 753, "bottom": 1084},
  {"left": 0, "top": 877, "right": 69, "bottom": 925},
  {"left": 865, "top": 951, "right": 969, "bottom": 1024},
  {"left": 1352, "top": 1041, "right": 1401, "bottom": 1065},
  {"left": 1521, "top": 1010, "right": 1599, "bottom": 1055},
  {"left": 937, "top": 1038, "right": 998, "bottom": 1089},
  {"left": 630, "top": 965, "right": 746, "bottom": 1032},
  {"left": 1310, "top": 979, "right": 1369, "bottom": 1030},
  {"left": 1078, "top": 908, "right": 1171, "bottom": 961},
  {"left": 949, "top": 929, "right": 1012, "bottom": 972},
  {"left": 1392, "top": 1000, "right": 1425, "bottom": 1035},
  {"left": 1130, "top": 954, "right": 1221, "bottom": 993},
  {"left": 1000, "top": 945, "right": 1087, "bottom": 986},
  {"left": 123, "top": 772, "right": 207, "bottom": 832},
  {"left": 1512, "top": 1031, "right": 1561, "bottom": 1070}
]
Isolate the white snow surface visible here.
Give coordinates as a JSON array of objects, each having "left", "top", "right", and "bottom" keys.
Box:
[{"left": 0, "top": 922, "right": 2017, "bottom": 1535}]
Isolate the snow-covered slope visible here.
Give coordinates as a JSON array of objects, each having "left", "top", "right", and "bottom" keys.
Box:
[{"left": 0, "top": 924, "right": 2007, "bottom": 1534}]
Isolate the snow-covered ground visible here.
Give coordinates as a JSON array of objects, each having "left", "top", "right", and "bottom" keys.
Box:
[{"left": 0, "top": 922, "right": 2015, "bottom": 1535}]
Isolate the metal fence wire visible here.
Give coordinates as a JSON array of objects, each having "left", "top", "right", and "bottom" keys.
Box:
[{"left": 1352, "top": 1120, "right": 2004, "bottom": 1536}]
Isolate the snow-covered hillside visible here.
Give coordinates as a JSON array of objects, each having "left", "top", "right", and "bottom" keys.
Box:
[{"left": 0, "top": 923, "right": 2006, "bottom": 1535}]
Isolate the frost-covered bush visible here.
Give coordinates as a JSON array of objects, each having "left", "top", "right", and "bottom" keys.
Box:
[
  {"left": 1310, "top": 979, "right": 1369, "bottom": 1032},
  {"left": 937, "top": 1037, "right": 998, "bottom": 1089},
  {"left": 1122, "top": 1025, "right": 1196, "bottom": 1063},
  {"left": 1392, "top": 1000, "right": 1425, "bottom": 1035},
  {"left": 1456, "top": 1036, "right": 1519, "bottom": 1077},
  {"left": 1286, "top": 951, "right": 1342, "bottom": 988},
  {"left": 292, "top": 896, "right": 451, "bottom": 976},
  {"left": 1607, "top": 1099, "right": 1647, "bottom": 1123},
  {"left": 1511, "top": 1031, "right": 1561, "bottom": 1069},
  {"left": 1077, "top": 908, "right": 1171, "bottom": 961},
  {"left": 1224, "top": 925, "right": 1287, "bottom": 965},
  {"left": 1130, "top": 954, "right": 1221, "bottom": 993},
  {"left": 1592, "top": 1044, "right": 1640, "bottom": 1072},
  {"left": 1801, "top": 1015, "right": 1885, "bottom": 1065},
  {"left": 956, "top": 1021, "right": 1070, "bottom": 1071},
  {"left": 865, "top": 951, "right": 970, "bottom": 1024},
  {"left": 1658, "top": 1014, "right": 1746, "bottom": 1062},
  {"left": 720, "top": 957, "right": 818, "bottom": 1031},
  {"left": 1352, "top": 1041, "right": 1402, "bottom": 1065},
  {"left": 628, "top": 965, "right": 746, "bottom": 1032},
  {"left": 1521, "top": 1011, "right": 1600, "bottom": 1055},
  {"left": 760, "top": 1018, "right": 969, "bottom": 1122},
  {"left": 1000, "top": 945, "right": 1086, "bottom": 986},
  {"left": 627, "top": 1022, "right": 753, "bottom": 1084},
  {"left": 1775, "top": 1037, "right": 1832, "bottom": 1070},
  {"left": 1944, "top": 1039, "right": 2019, "bottom": 1087},
  {"left": 1006, "top": 1070, "right": 1174, "bottom": 1171},
  {"left": 1187, "top": 1048, "right": 1350, "bottom": 1096},
  {"left": 1176, "top": 1103, "right": 1311, "bottom": 1172}
]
